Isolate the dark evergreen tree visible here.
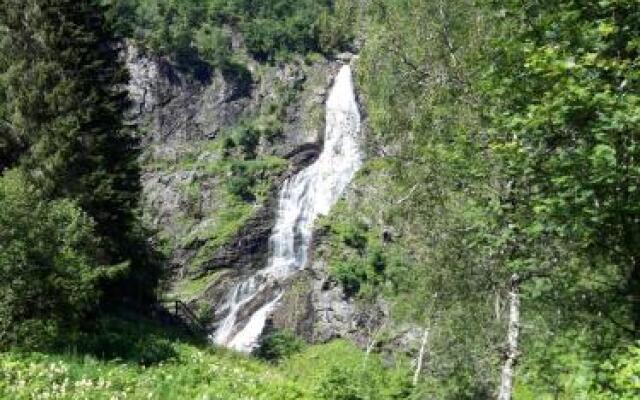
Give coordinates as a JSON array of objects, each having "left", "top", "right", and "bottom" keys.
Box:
[{"left": 0, "top": 0, "right": 159, "bottom": 307}]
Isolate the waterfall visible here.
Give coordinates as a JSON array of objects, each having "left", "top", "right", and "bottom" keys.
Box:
[{"left": 212, "top": 64, "right": 363, "bottom": 352}]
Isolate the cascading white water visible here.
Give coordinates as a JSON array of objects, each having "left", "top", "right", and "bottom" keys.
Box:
[{"left": 212, "top": 65, "right": 363, "bottom": 352}]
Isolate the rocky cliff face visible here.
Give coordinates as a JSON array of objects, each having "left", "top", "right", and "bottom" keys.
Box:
[
  {"left": 270, "top": 195, "right": 420, "bottom": 354},
  {"left": 127, "top": 43, "right": 339, "bottom": 328},
  {"left": 127, "top": 43, "right": 411, "bottom": 351}
]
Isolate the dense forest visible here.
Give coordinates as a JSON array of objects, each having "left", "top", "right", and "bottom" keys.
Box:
[{"left": 0, "top": 0, "right": 639, "bottom": 399}]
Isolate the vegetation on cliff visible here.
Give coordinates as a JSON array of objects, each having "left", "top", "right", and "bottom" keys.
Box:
[{"left": 107, "top": 0, "right": 355, "bottom": 65}]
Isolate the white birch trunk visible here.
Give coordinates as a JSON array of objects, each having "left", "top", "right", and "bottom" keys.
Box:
[
  {"left": 363, "top": 323, "right": 384, "bottom": 368},
  {"left": 413, "top": 326, "right": 430, "bottom": 386},
  {"left": 498, "top": 275, "right": 520, "bottom": 400},
  {"left": 363, "top": 335, "right": 376, "bottom": 368}
]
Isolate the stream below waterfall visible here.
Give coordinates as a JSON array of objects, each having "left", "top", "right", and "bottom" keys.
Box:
[{"left": 212, "top": 64, "right": 363, "bottom": 352}]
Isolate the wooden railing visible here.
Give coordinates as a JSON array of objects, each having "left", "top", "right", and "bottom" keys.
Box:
[{"left": 159, "top": 299, "right": 207, "bottom": 334}]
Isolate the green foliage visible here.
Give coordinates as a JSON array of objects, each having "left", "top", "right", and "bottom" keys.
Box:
[
  {"left": 194, "top": 301, "right": 216, "bottom": 325},
  {"left": 0, "top": 170, "right": 121, "bottom": 349},
  {"left": 0, "top": 340, "right": 411, "bottom": 399},
  {"left": 596, "top": 343, "right": 640, "bottom": 399},
  {"left": 322, "top": 159, "right": 502, "bottom": 395},
  {"left": 316, "top": 0, "right": 357, "bottom": 54},
  {"left": 323, "top": 209, "right": 389, "bottom": 298},
  {"left": 241, "top": 0, "right": 325, "bottom": 60},
  {"left": 226, "top": 111, "right": 285, "bottom": 160},
  {"left": 194, "top": 24, "right": 232, "bottom": 67},
  {"left": 514, "top": 330, "right": 602, "bottom": 399},
  {"left": 483, "top": 0, "right": 640, "bottom": 325},
  {"left": 254, "top": 330, "right": 305, "bottom": 362},
  {"left": 315, "top": 366, "right": 367, "bottom": 400},
  {"left": 514, "top": 335, "right": 640, "bottom": 399},
  {"left": 339, "top": 223, "right": 368, "bottom": 250},
  {"left": 109, "top": 0, "right": 352, "bottom": 66},
  {"left": 3, "top": 1, "right": 638, "bottom": 399},
  {"left": 0, "top": 0, "right": 160, "bottom": 312},
  {"left": 177, "top": 153, "right": 286, "bottom": 272},
  {"left": 76, "top": 316, "right": 180, "bottom": 365},
  {"left": 231, "top": 124, "right": 262, "bottom": 159},
  {"left": 1, "top": 0, "right": 138, "bottom": 233},
  {"left": 168, "top": 272, "right": 222, "bottom": 302},
  {"left": 144, "top": 133, "right": 287, "bottom": 273},
  {"left": 476, "top": 1, "right": 640, "bottom": 393},
  {"left": 284, "top": 341, "right": 413, "bottom": 400},
  {"left": 312, "top": 363, "right": 411, "bottom": 400},
  {"left": 227, "top": 164, "right": 257, "bottom": 201},
  {"left": 227, "top": 0, "right": 351, "bottom": 60},
  {"left": 332, "top": 262, "right": 365, "bottom": 297},
  {"left": 186, "top": 199, "right": 254, "bottom": 271},
  {"left": 351, "top": 0, "right": 640, "bottom": 397}
]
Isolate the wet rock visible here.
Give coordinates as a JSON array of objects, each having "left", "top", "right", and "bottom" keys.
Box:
[
  {"left": 382, "top": 226, "right": 397, "bottom": 243},
  {"left": 336, "top": 52, "right": 355, "bottom": 62},
  {"left": 271, "top": 249, "right": 387, "bottom": 348},
  {"left": 201, "top": 198, "right": 277, "bottom": 273}
]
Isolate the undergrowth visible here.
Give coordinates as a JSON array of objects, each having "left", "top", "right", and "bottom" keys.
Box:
[{"left": 1, "top": 335, "right": 413, "bottom": 400}]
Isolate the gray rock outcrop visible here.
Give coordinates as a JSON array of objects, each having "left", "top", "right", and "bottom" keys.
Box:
[
  {"left": 126, "top": 41, "right": 416, "bottom": 356},
  {"left": 126, "top": 42, "right": 344, "bottom": 331}
]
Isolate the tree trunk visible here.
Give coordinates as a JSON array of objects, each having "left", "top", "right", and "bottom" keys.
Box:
[
  {"left": 413, "top": 326, "right": 430, "bottom": 386},
  {"left": 498, "top": 274, "right": 520, "bottom": 400},
  {"left": 630, "top": 256, "right": 640, "bottom": 334},
  {"left": 363, "top": 322, "right": 384, "bottom": 368}
]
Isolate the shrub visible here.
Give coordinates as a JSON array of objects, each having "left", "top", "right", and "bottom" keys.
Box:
[
  {"left": 227, "top": 173, "right": 256, "bottom": 201},
  {"left": 284, "top": 341, "right": 413, "bottom": 400},
  {"left": 240, "top": 0, "right": 330, "bottom": 60},
  {"left": 134, "top": 338, "right": 177, "bottom": 366},
  {"left": 596, "top": 344, "right": 640, "bottom": 399},
  {"left": 194, "top": 24, "right": 231, "bottom": 66},
  {"left": 316, "top": 0, "right": 356, "bottom": 54},
  {"left": 368, "top": 247, "right": 386, "bottom": 274},
  {"left": 77, "top": 316, "right": 178, "bottom": 365},
  {"left": 254, "top": 330, "right": 305, "bottom": 362},
  {"left": 0, "top": 170, "right": 121, "bottom": 349},
  {"left": 196, "top": 302, "right": 216, "bottom": 325},
  {"left": 315, "top": 366, "right": 365, "bottom": 400},
  {"left": 332, "top": 262, "right": 364, "bottom": 297},
  {"left": 232, "top": 125, "right": 261, "bottom": 159},
  {"left": 222, "top": 136, "right": 236, "bottom": 157},
  {"left": 340, "top": 224, "right": 368, "bottom": 250}
]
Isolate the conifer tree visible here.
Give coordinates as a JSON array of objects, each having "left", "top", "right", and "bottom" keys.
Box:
[{"left": 0, "top": 0, "right": 159, "bottom": 305}]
